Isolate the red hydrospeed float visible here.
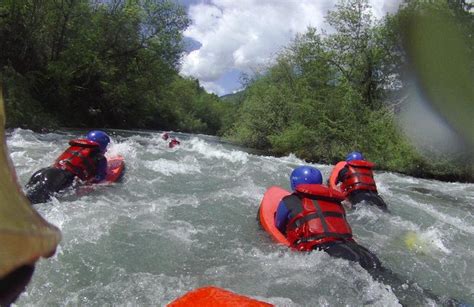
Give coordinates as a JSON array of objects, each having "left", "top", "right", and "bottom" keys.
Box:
[
  {"left": 257, "top": 186, "right": 291, "bottom": 246},
  {"left": 168, "top": 286, "right": 273, "bottom": 306},
  {"left": 105, "top": 156, "right": 125, "bottom": 183}
]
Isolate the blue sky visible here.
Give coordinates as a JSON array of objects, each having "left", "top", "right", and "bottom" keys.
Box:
[{"left": 176, "top": 0, "right": 402, "bottom": 96}]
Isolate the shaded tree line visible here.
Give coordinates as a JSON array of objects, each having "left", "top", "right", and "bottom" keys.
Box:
[{"left": 0, "top": 0, "right": 232, "bottom": 134}]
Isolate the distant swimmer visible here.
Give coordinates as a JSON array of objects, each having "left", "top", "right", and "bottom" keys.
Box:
[
  {"left": 25, "top": 130, "right": 110, "bottom": 204},
  {"left": 161, "top": 132, "right": 180, "bottom": 148},
  {"left": 328, "top": 151, "right": 388, "bottom": 211},
  {"left": 168, "top": 138, "right": 180, "bottom": 148}
]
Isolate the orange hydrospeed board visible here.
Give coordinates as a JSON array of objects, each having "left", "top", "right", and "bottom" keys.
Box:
[
  {"left": 328, "top": 161, "right": 346, "bottom": 193},
  {"left": 168, "top": 286, "right": 273, "bottom": 307},
  {"left": 105, "top": 156, "right": 125, "bottom": 183},
  {"left": 258, "top": 186, "right": 291, "bottom": 246}
]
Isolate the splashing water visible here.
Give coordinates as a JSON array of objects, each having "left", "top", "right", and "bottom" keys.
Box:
[{"left": 7, "top": 129, "right": 474, "bottom": 306}]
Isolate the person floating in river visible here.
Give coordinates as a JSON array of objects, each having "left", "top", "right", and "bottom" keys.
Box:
[
  {"left": 273, "top": 166, "right": 459, "bottom": 306},
  {"left": 275, "top": 166, "right": 382, "bottom": 269},
  {"left": 168, "top": 138, "right": 180, "bottom": 148},
  {"left": 25, "top": 130, "right": 110, "bottom": 204},
  {"left": 328, "top": 151, "right": 388, "bottom": 211},
  {"left": 161, "top": 132, "right": 180, "bottom": 148}
]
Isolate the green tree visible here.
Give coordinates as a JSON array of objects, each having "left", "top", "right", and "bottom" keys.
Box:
[
  {"left": 0, "top": 0, "right": 192, "bottom": 129},
  {"left": 228, "top": 0, "right": 474, "bottom": 181}
]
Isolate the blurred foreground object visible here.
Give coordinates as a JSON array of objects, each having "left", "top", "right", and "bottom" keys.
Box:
[
  {"left": 168, "top": 286, "right": 273, "bottom": 306},
  {"left": 402, "top": 1, "right": 474, "bottom": 148},
  {"left": 0, "top": 86, "right": 61, "bottom": 305}
]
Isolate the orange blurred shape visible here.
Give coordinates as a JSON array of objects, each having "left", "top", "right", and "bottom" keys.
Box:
[{"left": 168, "top": 286, "right": 273, "bottom": 307}]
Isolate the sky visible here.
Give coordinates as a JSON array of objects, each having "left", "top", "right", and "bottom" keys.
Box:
[{"left": 176, "top": 0, "right": 402, "bottom": 96}]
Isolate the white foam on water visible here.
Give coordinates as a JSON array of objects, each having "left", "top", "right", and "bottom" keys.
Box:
[
  {"left": 185, "top": 137, "right": 249, "bottom": 163},
  {"left": 262, "top": 154, "right": 331, "bottom": 174},
  {"left": 106, "top": 140, "right": 138, "bottom": 161},
  {"left": 25, "top": 271, "right": 199, "bottom": 306},
  {"left": 145, "top": 146, "right": 165, "bottom": 155},
  {"left": 377, "top": 172, "right": 421, "bottom": 185},
  {"left": 7, "top": 128, "right": 41, "bottom": 148},
  {"left": 264, "top": 153, "right": 306, "bottom": 165},
  {"left": 403, "top": 195, "right": 474, "bottom": 235},
  {"left": 9, "top": 151, "right": 37, "bottom": 177},
  {"left": 126, "top": 133, "right": 160, "bottom": 144},
  {"left": 35, "top": 199, "right": 72, "bottom": 230},
  {"left": 164, "top": 220, "right": 199, "bottom": 245},
  {"left": 148, "top": 194, "right": 201, "bottom": 210},
  {"left": 351, "top": 203, "right": 382, "bottom": 222},
  {"left": 61, "top": 198, "right": 120, "bottom": 246},
  {"left": 233, "top": 249, "right": 402, "bottom": 306},
  {"left": 250, "top": 159, "right": 282, "bottom": 176},
  {"left": 221, "top": 176, "right": 267, "bottom": 204},
  {"left": 379, "top": 213, "right": 453, "bottom": 254},
  {"left": 9, "top": 150, "right": 29, "bottom": 161},
  {"left": 255, "top": 296, "right": 297, "bottom": 306},
  {"left": 418, "top": 227, "right": 452, "bottom": 255},
  {"left": 386, "top": 214, "right": 422, "bottom": 232},
  {"left": 144, "top": 159, "right": 201, "bottom": 176},
  {"left": 374, "top": 173, "right": 393, "bottom": 196},
  {"left": 7, "top": 130, "right": 67, "bottom": 168}
]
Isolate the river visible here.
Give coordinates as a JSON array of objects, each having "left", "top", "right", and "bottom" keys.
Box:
[{"left": 7, "top": 128, "right": 474, "bottom": 306}]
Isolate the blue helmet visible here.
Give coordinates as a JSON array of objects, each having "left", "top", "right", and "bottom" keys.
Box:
[
  {"left": 87, "top": 130, "right": 110, "bottom": 152},
  {"left": 346, "top": 151, "right": 364, "bottom": 162},
  {"left": 290, "top": 166, "right": 323, "bottom": 191}
]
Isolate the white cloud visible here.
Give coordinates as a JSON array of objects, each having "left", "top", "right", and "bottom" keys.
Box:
[
  {"left": 371, "top": 0, "right": 402, "bottom": 18},
  {"left": 180, "top": 0, "right": 402, "bottom": 94},
  {"left": 200, "top": 80, "right": 225, "bottom": 96}
]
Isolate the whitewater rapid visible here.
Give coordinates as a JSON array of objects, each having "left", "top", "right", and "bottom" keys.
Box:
[{"left": 7, "top": 129, "right": 474, "bottom": 306}]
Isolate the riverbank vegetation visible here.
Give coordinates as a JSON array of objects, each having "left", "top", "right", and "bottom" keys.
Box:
[
  {"left": 0, "top": 0, "right": 231, "bottom": 134},
  {"left": 1, "top": 0, "right": 472, "bottom": 181},
  {"left": 224, "top": 0, "right": 474, "bottom": 182}
]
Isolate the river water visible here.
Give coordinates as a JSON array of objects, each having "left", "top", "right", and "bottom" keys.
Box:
[{"left": 7, "top": 128, "right": 474, "bottom": 306}]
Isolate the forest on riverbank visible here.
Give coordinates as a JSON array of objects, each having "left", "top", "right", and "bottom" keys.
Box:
[
  {"left": 0, "top": 0, "right": 235, "bottom": 134},
  {"left": 1, "top": 0, "right": 473, "bottom": 182},
  {"left": 224, "top": 0, "right": 474, "bottom": 182}
]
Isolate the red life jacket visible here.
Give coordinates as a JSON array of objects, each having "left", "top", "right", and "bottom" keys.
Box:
[
  {"left": 285, "top": 184, "right": 353, "bottom": 251},
  {"left": 54, "top": 139, "right": 101, "bottom": 181},
  {"left": 169, "top": 139, "right": 180, "bottom": 148},
  {"left": 340, "top": 160, "right": 377, "bottom": 194}
]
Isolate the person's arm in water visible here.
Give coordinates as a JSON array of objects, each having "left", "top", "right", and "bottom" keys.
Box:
[
  {"left": 92, "top": 156, "right": 107, "bottom": 183},
  {"left": 275, "top": 200, "right": 290, "bottom": 234}
]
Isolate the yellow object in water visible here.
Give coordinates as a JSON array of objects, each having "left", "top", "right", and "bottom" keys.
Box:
[
  {"left": 0, "top": 86, "right": 61, "bottom": 279},
  {"left": 404, "top": 231, "right": 425, "bottom": 254}
]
